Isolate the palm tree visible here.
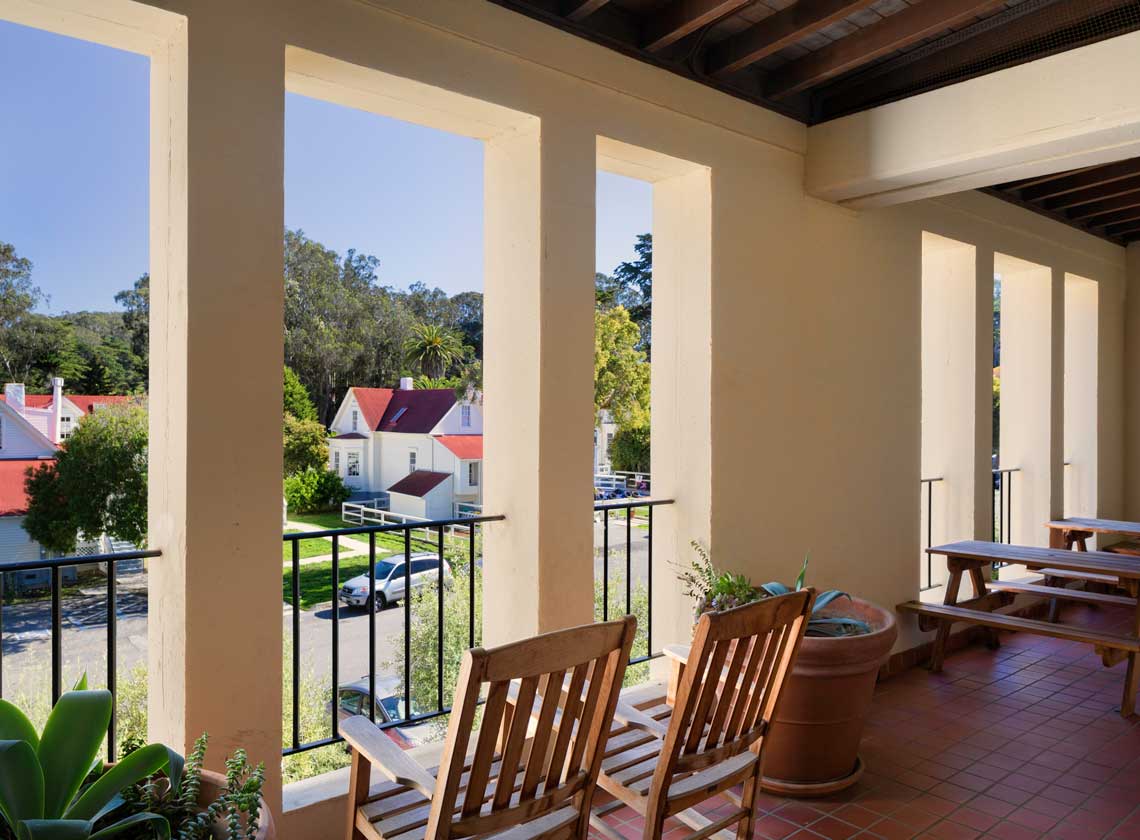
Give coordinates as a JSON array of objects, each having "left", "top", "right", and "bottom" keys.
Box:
[{"left": 404, "top": 323, "right": 466, "bottom": 379}]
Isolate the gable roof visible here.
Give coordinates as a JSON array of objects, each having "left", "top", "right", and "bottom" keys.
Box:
[
  {"left": 350, "top": 387, "right": 456, "bottom": 434},
  {"left": 434, "top": 435, "right": 482, "bottom": 460},
  {"left": 0, "top": 394, "right": 133, "bottom": 415},
  {"left": 0, "top": 400, "right": 58, "bottom": 453},
  {"left": 0, "top": 458, "right": 53, "bottom": 516},
  {"left": 387, "top": 470, "right": 451, "bottom": 497}
]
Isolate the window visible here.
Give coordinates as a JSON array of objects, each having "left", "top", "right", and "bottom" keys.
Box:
[
  {"left": 468, "top": 462, "right": 480, "bottom": 486},
  {"left": 461, "top": 404, "right": 472, "bottom": 428},
  {"left": 409, "top": 450, "right": 417, "bottom": 473},
  {"left": 411, "top": 558, "right": 436, "bottom": 574},
  {"left": 347, "top": 452, "right": 360, "bottom": 477},
  {"left": 60, "top": 416, "right": 72, "bottom": 440},
  {"left": 351, "top": 409, "right": 358, "bottom": 432},
  {"left": 338, "top": 690, "right": 363, "bottom": 715},
  {"left": 333, "top": 451, "right": 340, "bottom": 473}
]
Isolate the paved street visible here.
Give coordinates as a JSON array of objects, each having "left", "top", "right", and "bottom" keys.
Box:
[{"left": 1, "top": 516, "right": 654, "bottom": 706}]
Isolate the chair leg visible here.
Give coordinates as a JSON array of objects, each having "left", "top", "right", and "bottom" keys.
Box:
[
  {"left": 345, "top": 751, "right": 371, "bottom": 840},
  {"left": 736, "top": 775, "right": 759, "bottom": 840}
]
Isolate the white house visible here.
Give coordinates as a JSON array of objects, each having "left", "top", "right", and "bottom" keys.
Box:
[
  {"left": 0, "top": 379, "right": 132, "bottom": 574},
  {"left": 327, "top": 378, "right": 482, "bottom": 519}
]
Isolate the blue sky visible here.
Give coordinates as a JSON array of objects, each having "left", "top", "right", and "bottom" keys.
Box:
[{"left": 0, "top": 20, "right": 652, "bottom": 314}]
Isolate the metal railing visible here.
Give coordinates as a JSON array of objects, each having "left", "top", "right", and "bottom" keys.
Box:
[
  {"left": 594, "top": 498, "right": 673, "bottom": 665},
  {"left": 282, "top": 514, "right": 503, "bottom": 757},
  {"left": 919, "top": 477, "right": 944, "bottom": 591},
  {"left": 993, "top": 467, "right": 1019, "bottom": 545},
  {"left": 0, "top": 548, "right": 160, "bottom": 761}
]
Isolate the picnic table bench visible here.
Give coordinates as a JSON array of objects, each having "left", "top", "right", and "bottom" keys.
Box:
[{"left": 898, "top": 540, "right": 1140, "bottom": 717}]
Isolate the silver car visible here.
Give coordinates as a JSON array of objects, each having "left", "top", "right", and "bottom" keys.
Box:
[
  {"left": 334, "top": 676, "right": 433, "bottom": 749},
  {"left": 337, "top": 553, "right": 452, "bottom": 611}
]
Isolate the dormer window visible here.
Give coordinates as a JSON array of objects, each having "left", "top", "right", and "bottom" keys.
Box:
[
  {"left": 461, "top": 405, "right": 472, "bottom": 428},
  {"left": 60, "top": 416, "right": 73, "bottom": 440},
  {"left": 351, "top": 410, "right": 358, "bottom": 432}
]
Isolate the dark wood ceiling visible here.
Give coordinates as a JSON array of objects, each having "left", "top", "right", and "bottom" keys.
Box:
[
  {"left": 486, "top": 0, "right": 1140, "bottom": 124},
  {"left": 985, "top": 158, "right": 1140, "bottom": 245}
]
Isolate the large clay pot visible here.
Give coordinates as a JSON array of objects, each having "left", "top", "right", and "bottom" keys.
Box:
[
  {"left": 197, "top": 770, "right": 275, "bottom": 840},
  {"left": 760, "top": 597, "right": 897, "bottom": 797}
]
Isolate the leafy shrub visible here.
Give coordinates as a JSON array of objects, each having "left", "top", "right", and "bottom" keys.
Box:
[
  {"left": 609, "top": 425, "right": 650, "bottom": 474},
  {"left": 283, "top": 467, "right": 350, "bottom": 514},
  {"left": 283, "top": 415, "right": 328, "bottom": 476}
]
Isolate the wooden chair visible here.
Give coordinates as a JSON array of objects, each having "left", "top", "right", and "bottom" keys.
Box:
[
  {"left": 594, "top": 591, "right": 814, "bottom": 840},
  {"left": 341, "top": 616, "right": 637, "bottom": 840}
]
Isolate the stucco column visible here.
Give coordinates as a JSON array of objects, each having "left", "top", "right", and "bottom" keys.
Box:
[
  {"left": 147, "top": 8, "right": 285, "bottom": 810},
  {"left": 974, "top": 248, "right": 996, "bottom": 541},
  {"left": 1126, "top": 245, "right": 1140, "bottom": 520},
  {"left": 482, "top": 121, "right": 596, "bottom": 645}
]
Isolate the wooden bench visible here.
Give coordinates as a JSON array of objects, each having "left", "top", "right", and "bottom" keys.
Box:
[{"left": 898, "top": 540, "right": 1140, "bottom": 717}]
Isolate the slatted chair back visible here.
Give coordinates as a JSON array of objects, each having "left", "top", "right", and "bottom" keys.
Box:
[
  {"left": 424, "top": 615, "right": 638, "bottom": 840},
  {"left": 654, "top": 591, "right": 813, "bottom": 786}
]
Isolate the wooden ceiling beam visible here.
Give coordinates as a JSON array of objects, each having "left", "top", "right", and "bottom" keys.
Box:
[
  {"left": 1086, "top": 207, "right": 1140, "bottom": 230},
  {"left": 1065, "top": 191, "right": 1140, "bottom": 221},
  {"left": 1044, "top": 174, "right": 1140, "bottom": 212},
  {"left": 1021, "top": 158, "right": 1140, "bottom": 203},
  {"left": 706, "top": 0, "right": 877, "bottom": 77},
  {"left": 765, "top": 0, "right": 1006, "bottom": 99},
  {"left": 644, "top": 0, "right": 754, "bottom": 53},
  {"left": 1104, "top": 220, "right": 1140, "bottom": 238},
  {"left": 564, "top": 0, "right": 610, "bottom": 23}
]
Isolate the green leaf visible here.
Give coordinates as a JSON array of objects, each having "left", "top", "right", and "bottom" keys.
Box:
[
  {"left": 67, "top": 744, "right": 169, "bottom": 821},
  {"left": 72, "top": 674, "right": 88, "bottom": 692},
  {"left": 812, "top": 590, "right": 850, "bottom": 612},
  {"left": 90, "top": 812, "right": 170, "bottom": 840},
  {"left": 0, "top": 700, "right": 40, "bottom": 750},
  {"left": 794, "top": 554, "right": 809, "bottom": 591},
  {"left": 759, "top": 582, "right": 789, "bottom": 597},
  {"left": 17, "top": 819, "right": 91, "bottom": 840},
  {"left": 0, "top": 741, "right": 44, "bottom": 831},
  {"left": 163, "top": 748, "right": 184, "bottom": 798},
  {"left": 38, "top": 690, "right": 113, "bottom": 819}
]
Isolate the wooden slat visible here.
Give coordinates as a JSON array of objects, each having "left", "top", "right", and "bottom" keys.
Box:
[
  {"left": 706, "top": 0, "right": 876, "bottom": 76},
  {"left": 1049, "top": 518, "right": 1140, "bottom": 537},
  {"left": 897, "top": 601, "right": 1140, "bottom": 651},
  {"left": 1035, "top": 567, "right": 1119, "bottom": 586},
  {"left": 463, "top": 680, "right": 509, "bottom": 817},
  {"left": 1043, "top": 173, "right": 1140, "bottom": 211},
  {"left": 520, "top": 669, "right": 565, "bottom": 800},
  {"left": 1085, "top": 207, "right": 1140, "bottom": 229},
  {"left": 643, "top": 0, "right": 753, "bottom": 53},
  {"left": 765, "top": 0, "right": 1006, "bottom": 98},
  {"left": 1064, "top": 192, "right": 1140, "bottom": 221},
  {"left": 928, "top": 540, "right": 1140, "bottom": 579},
  {"left": 1021, "top": 159, "right": 1140, "bottom": 203},
  {"left": 494, "top": 675, "right": 538, "bottom": 809},
  {"left": 564, "top": 0, "right": 610, "bottom": 23},
  {"left": 987, "top": 579, "right": 1137, "bottom": 607}
]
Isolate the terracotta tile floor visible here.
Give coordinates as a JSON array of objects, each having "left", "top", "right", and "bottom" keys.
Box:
[{"left": 591, "top": 602, "right": 1140, "bottom": 840}]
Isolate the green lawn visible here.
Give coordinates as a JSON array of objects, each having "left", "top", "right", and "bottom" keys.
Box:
[
  {"left": 283, "top": 554, "right": 374, "bottom": 610},
  {"left": 282, "top": 532, "right": 335, "bottom": 562},
  {"left": 284, "top": 511, "right": 453, "bottom": 555}
]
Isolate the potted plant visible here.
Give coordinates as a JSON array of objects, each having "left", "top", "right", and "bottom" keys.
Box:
[
  {"left": 0, "top": 678, "right": 273, "bottom": 839},
  {"left": 678, "top": 544, "right": 897, "bottom": 796}
]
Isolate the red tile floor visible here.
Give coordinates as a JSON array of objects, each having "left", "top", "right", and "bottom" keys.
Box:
[{"left": 591, "top": 603, "right": 1140, "bottom": 840}]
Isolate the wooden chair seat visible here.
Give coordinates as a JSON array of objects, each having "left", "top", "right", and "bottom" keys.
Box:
[{"left": 343, "top": 617, "right": 637, "bottom": 840}]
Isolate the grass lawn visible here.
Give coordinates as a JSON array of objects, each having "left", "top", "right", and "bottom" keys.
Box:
[
  {"left": 283, "top": 554, "right": 374, "bottom": 610},
  {"left": 285, "top": 511, "right": 457, "bottom": 555},
  {"left": 282, "top": 532, "right": 335, "bottom": 562}
]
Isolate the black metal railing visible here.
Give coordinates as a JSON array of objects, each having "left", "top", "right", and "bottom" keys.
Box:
[
  {"left": 282, "top": 514, "right": 503, "bottom": 757},
  {"left": 0, "top": 548, "right": 160, "bottom": 761},
  {"left": 594, "top": 498, "right": 673, "bottom": 665},
  {"left": 993, "top": 467, "right": 1019, "bottom": 545},
  {"left": 919, "top": 477, "right": 943, "bottom": 591}
]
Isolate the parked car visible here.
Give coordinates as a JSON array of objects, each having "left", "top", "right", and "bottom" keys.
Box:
[
  {"left": 333, "top": 676, "right": 433, "bottom": 749},
  {"left": 338, "top": 552, "right": 452, "bottom": 611}
]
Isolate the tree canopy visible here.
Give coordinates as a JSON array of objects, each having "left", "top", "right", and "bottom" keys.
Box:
[{"left": 594, "top": 305, "right": 650, "bottom": 430}]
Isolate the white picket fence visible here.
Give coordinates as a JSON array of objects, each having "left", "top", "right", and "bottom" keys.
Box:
[{"left": 340, "top": 501, "right": 472, "bottom": 542}]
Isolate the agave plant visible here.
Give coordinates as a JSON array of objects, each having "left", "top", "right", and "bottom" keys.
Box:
[
  {"left": 0, "top": 677, "right": 177, "bottom": 840},
  {"left": 759, "top": 556, "right": 872, "bottom": 638}
]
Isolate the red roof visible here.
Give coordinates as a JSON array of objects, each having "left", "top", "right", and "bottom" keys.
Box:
[
  {"left": 434, "top": 435, "right": 482, "bottom": 459},
  {"left": 0, "top": 394, "right": 133, "bottom": 415},
  {"left": 0, "top": 458, "right": 54, "bottom": 516},
  {"left": 387, "top": 470, "right": 451, "bottom": 497},
  {"left": 351, "top": 387, "right": 456, "bottom": 434}
]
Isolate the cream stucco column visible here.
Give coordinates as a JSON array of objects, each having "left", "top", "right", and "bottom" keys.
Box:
[
  {"left": 1126, "top": 245, "right": 1140, "bottom": 520},
  {"left": 974, "top": 248, "right": 997, "bottom": 542},
  {"left": 147, "top": 7, "right": 285, "bottom": 810},
  {"left": 482, "top": 121, "right": 596, "bottom": 645},
  {"left": 1065, "top": 274, "right": 1099, "bottom": 519}
]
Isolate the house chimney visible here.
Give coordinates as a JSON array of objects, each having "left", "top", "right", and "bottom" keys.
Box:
[
  {"left": 50, "top": 377, "right": 64, "bottom": 443},
  {"left": 399, "top": 377, "right": 414, "bottom": 391},
  {"left": 3, "top": 383, "right": 25, "bottom": 415}
]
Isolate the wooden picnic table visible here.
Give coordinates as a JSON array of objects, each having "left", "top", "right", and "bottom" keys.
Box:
[
  {"left": 898, "top": 540, "right": 1140, "bottom": 717},
  {"left": 1047, "top": 517, "right": 1140, "bottom": 552}
]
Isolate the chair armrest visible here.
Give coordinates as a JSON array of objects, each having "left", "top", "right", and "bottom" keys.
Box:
[
  {"left": 613, "top": 700, "right": 668, "bottom": 738},
  {"left": 340, "top": 715, "right": 437, "bottom": 799},
  {"left": 662, "top": 644, "right": 689, "bottom": 666}
]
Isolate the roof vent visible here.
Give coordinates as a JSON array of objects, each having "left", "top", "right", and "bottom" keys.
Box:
[{"left": 399, "top": 377, "right": 414, "bottom": 391}]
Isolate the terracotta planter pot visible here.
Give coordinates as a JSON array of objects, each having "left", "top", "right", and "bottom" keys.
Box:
[
  {"left": 196, "top": 770, "right": 275, "bottom": 840},
  {"left": 760, "top": 597, "right": 897, "bottom": 797}
]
